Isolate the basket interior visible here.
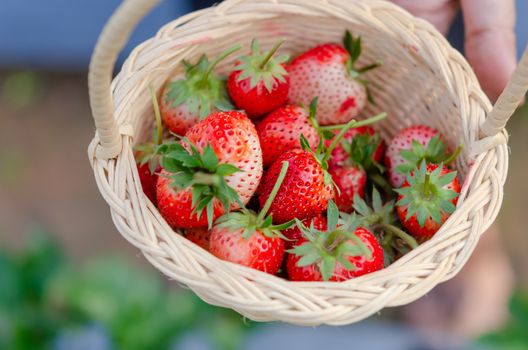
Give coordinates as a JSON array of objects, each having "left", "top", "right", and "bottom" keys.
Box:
[{"left": 127, "top": 8, "right": 484, "bottom": 187}]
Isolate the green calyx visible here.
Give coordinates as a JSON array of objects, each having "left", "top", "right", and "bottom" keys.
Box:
[
  {"left": 396, "top": 134, "right": 463, "bottom": 175},
  {"left": 134, "top": 85, "right": 165, "bottom": 173},
  {"left": 216, "top": 161, "right": 294, "bottom": 239},
  {"left": 158, "top": 139, "right": 243, "bottom": 228},
  {"left": 352, "top": 189, "right": 417, "bottom": 265},
  {"left": 234, "top": 39, "right": 289, "bottom": 93},
  {"left": 343, "top": 30, "right": 382, "bottom": 104},
  {"left": 299, "top": 108, "right": 388, "bottom": 188},
  {"left": 165, "top": 46, "right": 241, "bottom": 122},
  {"left": 288, "top": 200, "right": 371, "bottom": 281},
  {"left": 395, "top": 161, "right": 458, "bottom": 228}
]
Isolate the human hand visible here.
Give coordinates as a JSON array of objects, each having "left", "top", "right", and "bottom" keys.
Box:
[{"left": 391, "top": 0, "right": 517, "bottom": 101}]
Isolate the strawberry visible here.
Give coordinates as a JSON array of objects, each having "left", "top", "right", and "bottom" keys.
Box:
[
  {"left": 184, "top": 227, "right": 210, "bottom": 250},
  {"left": 227, "top": 40, "right": 289, "bottom": 118},
  {"left": 330, "top": 166, "right": 366, "bottom": 213},
  {"left": 395, "top": 162, "right": 461, "bottom": 240},
  {"left": 287, "top": 31, "right": 381, "bottom": 125},
  {"left": 156, "top": 111, "right": 263, "bottom": 228},
  {"left": 282, "top": 215, "right": 327, "bottom": 249},
  {"left": 135, "top": 86, "right": 165, "bottom": 204},
  {"left": 160, "top": 46, "right": 240, "bottom": 135},
  {"left": 209, "top": 161, "right": 292, "bottom": 274},
  {"left": 259, "top": 112, "right": 387, "bottom": 224},
  {"left": 256, "top": 103, "right": 320, "bottom": 167},
  {"left": 286, "top": 201, "right": 384, "bottom": 281},
  {"left": 385, "top": 125, "right": 461, "bottom": 188}
]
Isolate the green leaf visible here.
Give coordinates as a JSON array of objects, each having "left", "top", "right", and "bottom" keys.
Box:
[
  {"left": 201, "top": 144, "right": 219, "bottom": 172},
  {"left": 320, "top": 256, "right": 336, "bottom": 281},
  {"left": 297, "top": 253, "right": 320, "bottom": 267},
  {"left": 216, "top": 164, "right": 241, "bottom": 176},
  {"left": 327, "top": 200, "right": 339, "bottom": 231}
]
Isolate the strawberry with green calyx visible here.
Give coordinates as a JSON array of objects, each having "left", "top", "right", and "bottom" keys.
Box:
[
  {"left": 395, "top": 161, "right": 460, "bottom": 240},
  {"left": 156, "top": 140, "right": 242, "bottom": 229},
  {"left": 209, "top": 161, "right": 293, "bottom": 274},
  {"left": 134, "top": 85, "right": 166, "bottom": 203},
  {"left": 287, "top": 30, "right": 382, "bottom": 125},
  {"left": 228, "top": 40, "right": 289, "bottom": 118},
  {"left": 352, "top": 188, "right": 418, "bottom": 265},
  {"left": 259, "top": 112, "right": 388, "bottom": 224},
  {"left": 385, "top": 125, "right": 462, "bottom": 188},
  {"left": 157, "top": 110, "right": 262, "bottom": 229},
  {"left": 286, "top": 201, "right": 384, "bottom": 281},
  {"left": 160, "top": 46, "right": 241, "bottom": 135}
]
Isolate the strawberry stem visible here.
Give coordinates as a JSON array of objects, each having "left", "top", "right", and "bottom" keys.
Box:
[
  {"left": 193, "top": 172, "right": 221, "bottom": 186},
  {"left": 423, "top": 173, "right": 431, "bottom": 198},
  {"left": 380, "top": 223, "right": 418, "bottom": 249},
  {"left": 257, "top": 161, "right": 289, "bottom": 222},
  {"left": 444, "top": 145, "right": 463, "bottom": 166},
  {"left": 322, "top": 112, "right": 387, "bottom": 164},
  {"left": 258, "top": 40, "right": 284, "bottom": 70},
  {"left": 319, "top": 112, "right": 387, "bottom": 131},
  {"left": 149, "top": 85, "right": 163, "bottom": 145},
  {"left": 199, "top": 45, "right": 242, "bottom": 88}
]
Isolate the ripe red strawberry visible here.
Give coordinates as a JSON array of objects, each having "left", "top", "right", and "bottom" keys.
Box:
[
  {"left": 184, "top": 227, "right": 210, "bottom": 250},
  {"left": 135, "top": 86, "right": 165, "bottom": 204},
  {"left": 330, "top": 166, "right": 366, "bottom": 213},
  {"left": 228, "top": 40, "right": 289, "bottom": 118},
  {"left": 385, "top": 125, "right": 460, "bottom": 188},
  {"left": 282, "top": 215, "right": 327, "bottom": 249},
  {"left": 209, "top": 161, "right": 292, "bottom": 274},
  {"left": 395, "top": 162, "right": 461, "bottom": 240},
  {"left": 287, "top": 31, "right": 380, "bottom": 125},
  {"left": 157, "top": 111, "right": 263, "bottom": 229},
  {"left": 160, "top": 46, "right": 240, "bottom": 135},
  {"left": 286, "top": 202, "right": 384, "bottom": 281},
  {"left": 259, "top": 149, "right": 334, "bottom": 224},
  {"left": 259, "top": 112, "right": 387, "bottom": 224},
  {"left": 256, "top": 104, "right": 319, "bottom": 167}
]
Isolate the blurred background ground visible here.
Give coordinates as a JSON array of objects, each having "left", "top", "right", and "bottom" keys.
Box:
[{"left": 0, "top": 0, "right": 528, "bottom": 349}]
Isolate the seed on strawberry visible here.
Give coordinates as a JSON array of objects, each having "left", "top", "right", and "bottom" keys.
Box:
[
  {"left": 156, "top": 111, "right": 263, "bottom": 229},
  {"left": 287, "top": 31, "right": 381, "bottom": 125},
  {"left": 209, "top": 161, "right": 293, "bottom": 274},
  {"left": 330, "top": 166, "right": 366, "bottom": 213},
  {"left": 385, "top": 125, "right": 461, "bottom": 188},
  {"left": 259, "top": 112, "right": 387, "bottom": 224},
  {"left": 228, "top": 40, "right": 289, "bottom": 118},
  {"left": 160, "top": 46, "right": 240, "bottom": 135},
  {"left": 184, "top": 227, "right": 211, "bottom": 250},
  {"left": 286, "top": 201, "right": 384, "bottom": 281},
  {"left": 256, "top": 103, "right": 320, "bottom": 167},
  {"left": 395, "top": 162, "right": 461, "bottom": 240}
]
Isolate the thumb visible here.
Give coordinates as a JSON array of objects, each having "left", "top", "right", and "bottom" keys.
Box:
[{"left": 461, "top": 0, "right": 517, "bottom": 101}]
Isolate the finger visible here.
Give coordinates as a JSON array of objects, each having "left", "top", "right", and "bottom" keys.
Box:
[
  {"left": 461, "top": 0, "right": 517, "bottom": 101},
  {"left": 391, "top": 0, "right": 459, "bottom": 34}
]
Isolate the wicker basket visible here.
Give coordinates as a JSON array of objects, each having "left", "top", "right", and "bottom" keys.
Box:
[{"left": 87, "top": 0, "right": 528, "bottom": 325}]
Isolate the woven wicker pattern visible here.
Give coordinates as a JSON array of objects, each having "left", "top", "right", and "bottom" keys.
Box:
[{"left": 87, "top": 0, "right": 525, "bottom": 325}]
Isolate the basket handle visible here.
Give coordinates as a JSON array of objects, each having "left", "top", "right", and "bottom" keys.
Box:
[
  {"left": 480, "top": 48, "right": 528, "bottom": 137},
  {"left": 89, "top": 0, "right": 161, "bottom": 159}
]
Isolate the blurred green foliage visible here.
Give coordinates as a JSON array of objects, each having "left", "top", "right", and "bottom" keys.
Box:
[
  {"left": 1, "top": 71, "right": 43, "bottom": 110},
  {"left": 478, "top": 291, "right": 528, "bottom": 350},
  {"left": 0, "top": 232, "right": 253, "bottom": 350}
]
